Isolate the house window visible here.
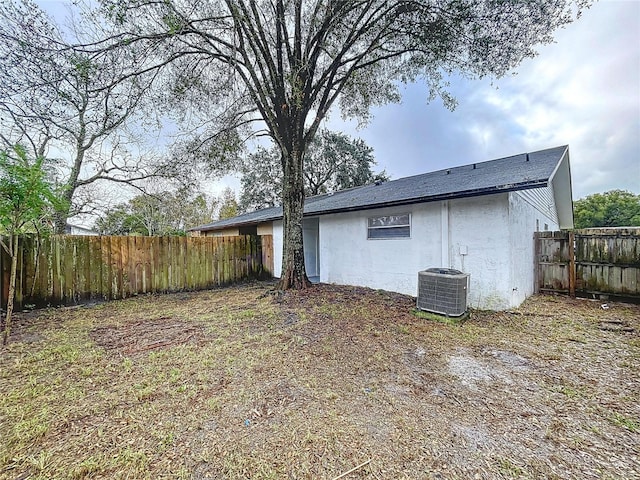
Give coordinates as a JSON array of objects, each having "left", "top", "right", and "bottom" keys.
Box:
[{"left": 367, "top": 213, "right": 411, "bottom": 239}]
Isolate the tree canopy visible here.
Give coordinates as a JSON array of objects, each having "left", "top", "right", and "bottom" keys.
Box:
[
  {"left": 95, "top": 188, "right": 219, "bottom": 236},
  {"left": 0, "top": 0, "right": 185, "bottom": 233},
  {"left": 0, "top": 145, "right": 60, "bottom": 238},
  {"left": 76, "top": 0, "right": 589, "bottom": 288},
  {"left": 218, "top": 187, "right": 240, "bottom": 220},
  {"left": 573, "top": 190, "right": 640, "bottom": 229},
  {"left": 240, "top": 129, "right": 388, "bottom": 212}
]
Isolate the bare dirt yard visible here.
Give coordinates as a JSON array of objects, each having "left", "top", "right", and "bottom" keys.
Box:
[{"left": 1, "top": 282, "right": 638, "bottom": 479}]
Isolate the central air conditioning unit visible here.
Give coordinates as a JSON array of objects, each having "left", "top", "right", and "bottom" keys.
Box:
[{"left": 417, "top": 268, "right": 469, "bottom": 316}]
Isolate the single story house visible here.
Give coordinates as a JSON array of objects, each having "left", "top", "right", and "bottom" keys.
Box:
[
  {"left": 65, "top": 223, "right": 99, "bottom": 236},
  {"left": 190, "top": 145, "right": 573, "bottom": 310}
]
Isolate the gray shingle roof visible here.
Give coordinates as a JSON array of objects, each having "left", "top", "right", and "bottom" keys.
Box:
[{"left": 191, "top": 145, "right": 569, "bottom": 231}]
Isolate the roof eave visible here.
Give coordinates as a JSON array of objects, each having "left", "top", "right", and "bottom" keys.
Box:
[
  {"left": 191, "top": 213, "right": 282, "bottom": 232},
  {"left": 304, "top": 180, "right": 549, "bottom": 218},
  {"left": 195, "top": 180, "right": 549, "bottom": 231}
]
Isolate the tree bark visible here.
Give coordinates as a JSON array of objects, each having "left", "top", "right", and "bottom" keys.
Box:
[
  {"left": 277, "top": 146, "right": 311, "bottom": 290},
  {"left": 53, "top": 207, "right": 69, "bottom": 234},
  {"left": 2, "top": 236, "right": 19, "bottom": 345},
  {"left": 53, "top": 170, "right": 79, "bottom": 234},
  {"left": 54, "top": 142, "right": 86, "bottom": 234}
]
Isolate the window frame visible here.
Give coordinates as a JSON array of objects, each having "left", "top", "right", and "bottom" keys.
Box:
[{"left": 366, "top": 212, "right": 411, "bottom": 240}]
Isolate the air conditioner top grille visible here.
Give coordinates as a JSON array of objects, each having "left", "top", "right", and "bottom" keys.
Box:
[{"left": 423, "top": 268, "right": 464, "bottom": 276}]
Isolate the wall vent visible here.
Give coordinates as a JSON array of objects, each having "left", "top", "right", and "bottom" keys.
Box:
[{"left": 417, "top": 268, "right": 469, "bottom": 316}]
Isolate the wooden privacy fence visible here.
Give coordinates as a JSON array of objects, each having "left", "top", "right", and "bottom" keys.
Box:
[
  {"left": 1, "top": 234, "right": 274, "bottom": 311},
  {"left": 535, "top": 228, "right": 640, "bottom": 300}
]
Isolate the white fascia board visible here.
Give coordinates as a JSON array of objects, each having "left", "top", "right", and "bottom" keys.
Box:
[{"left": 549, "top": 146, "right": 575, "bottom": 230}]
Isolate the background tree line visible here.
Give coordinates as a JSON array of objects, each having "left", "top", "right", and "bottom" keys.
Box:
[
  {"left": 95, "top": 187, "right": 237, "bottom": 236},
  {"left": 573, "top": 190, "right": 640, "bottom": 229}
]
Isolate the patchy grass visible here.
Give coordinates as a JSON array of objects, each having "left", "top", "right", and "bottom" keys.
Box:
[{"left": 1, "top": 282, "right": 639, "bottom": 479}]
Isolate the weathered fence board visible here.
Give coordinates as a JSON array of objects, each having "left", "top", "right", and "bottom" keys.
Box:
[
  {"left": 535, "top": 231, "right": 571, "bottom": 293},
  {"left": 536, "top": 228, "right": 640, "bottom": 300},
  {"left": 1, "top": 234, "right": 273, "bottom": 311}
]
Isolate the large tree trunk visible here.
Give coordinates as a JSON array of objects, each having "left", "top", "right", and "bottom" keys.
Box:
[
  {"left": 53, "top": 210, "right": 68, "bottom": 235},
  {"left": 278, "top": 146, "right": 311, "bottom": 290},
  {"left": 54, "top": 147, "right": 84, "bottom": 234},
  {"left": 53, "top": 186, "right": 75, "bottom": 234},
  {"left": 2, "top": 236, "right": 19, "bottom": 345}
]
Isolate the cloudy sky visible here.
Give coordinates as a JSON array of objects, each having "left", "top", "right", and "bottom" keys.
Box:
[
  {"left": 327, "top": 0, "right": 639, "bottom": 200},
  {"left": 35, "top": 0, "right": 640, "bottom": 202}
]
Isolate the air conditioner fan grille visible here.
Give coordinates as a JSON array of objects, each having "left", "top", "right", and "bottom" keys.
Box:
[{"left": 417, "top": 268, "right": 469, "bottom": 316}]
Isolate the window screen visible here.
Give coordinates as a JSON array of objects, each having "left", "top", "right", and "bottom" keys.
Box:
[{"left": 367, "top": 213, "right": 410, "bottom": 239}]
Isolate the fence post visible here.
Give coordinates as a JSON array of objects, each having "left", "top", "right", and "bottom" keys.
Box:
[
  {"left": 0, "top": 236, "right": 4, "bottom": 310},
  {"left": 533, "top": 232, "right": 540, "bottom": 294},
  {"left": 568, "top": 230, "right": 576, "bottom": 298}
]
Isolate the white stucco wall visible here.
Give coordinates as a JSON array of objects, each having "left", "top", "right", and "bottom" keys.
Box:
[
  {"left": 271, "top": 190, "right": 560, "bottom": 310},
  {"left": 449, "top": 192, "right": 559, "bottom": 309},
  {"left": 319, "top": 204, "right": 442, "bottom": 295},
  {"left": 508, "top": 190, "right": 560, "bottom": 307},
  {"left": 447, "top": 195, "right": 512, "bottom": 310},
  {"left": 318, "top": 196, "right": 521, "bottom": 308},
  {"left": 448, "top": 191, "right": 559, "bottom": 309}
]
